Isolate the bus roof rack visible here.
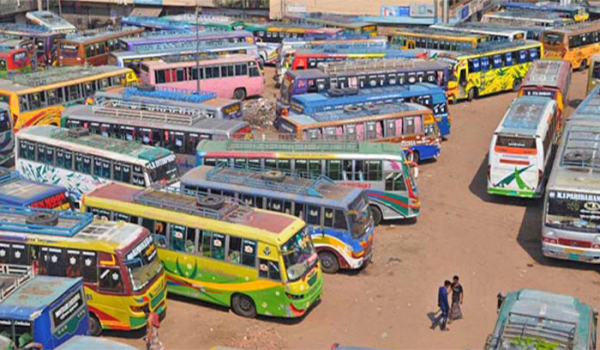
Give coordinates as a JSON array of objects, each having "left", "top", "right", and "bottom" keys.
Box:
[
  {"left": 0, "top": 264, "right": 34, "bottom": 303},
  {"left": 0, "top": 168, "right": 19, "bottom": 185},
  {"left": 499, "top": 311, "right": 576, "bottom": 348},
  {"left": 561, "top": 125, "right": 600, "bottom": 170},
  {"left": 320, "top": 58, "right": 432, "bottom": 74},
  {"left": 10, "top": 66, "right": 123, "bottom": 87},
  {"left": 49, "top": 127, "right": 153, "bottom": 156},
  {"left": 221, "top": 139, "right": 362, "bottom": 152},
  {"left": 206, "top": 163, "right": 333, "bottom": 197},
  {"left": 0, "top": 206, "right": 93, "bottom": 237},
  {"left": 92, "top": 98, "right": 208, "bottom": 124},
  {"left": 123, "top": 86, "right": 216, "bottom": 104},
  {"left": 309, "top": 102, "right": 413, "bottom": 122},
  {"left": 132, "top": 40, "right": 243, "bottom": 53},
  {"left": 0, "top": 23, "right": 50, "bottom": 33},
  {"left": 64, "top": 26, "right": 141, "bottom": 42}
]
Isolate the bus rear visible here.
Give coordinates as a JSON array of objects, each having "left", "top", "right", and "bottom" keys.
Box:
[{"left": 0, "top": 103, "right": 13, "bottom": 165}]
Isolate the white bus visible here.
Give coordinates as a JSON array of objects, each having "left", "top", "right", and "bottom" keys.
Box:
[
  {"left": 25, "top": 11, "right": 76, "bottom": 34},
  {"left": 429, "top": 23, "right": 526, "bottom": 42},
  {"left": 482, "top": 10, "right": 567, "bottom": 27},
  {"left": 15, "top": 125, "right": 180, "bottom": 202},
  {"left": 488, "top": 96, "right": 559, "bottom": 198}
]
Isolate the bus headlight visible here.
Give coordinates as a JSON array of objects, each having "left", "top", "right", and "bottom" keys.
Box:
[
  {"left": 543, "top": 231, "right": 557, "bottom": 245},
  {"left": 593, "top": 236, "right": 600, "bottom": 249}
]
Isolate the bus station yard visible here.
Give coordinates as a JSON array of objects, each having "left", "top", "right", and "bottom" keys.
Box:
[{"left": 104, "top": 69, "right": 600, "bottom": 349}]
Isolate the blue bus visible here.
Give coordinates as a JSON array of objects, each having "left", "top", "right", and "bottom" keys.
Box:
[
  {"left": 288, "top": 83, "right": 450, "bottom": 137},
  {"left": 0, "top": 104, "right": 13, "bottom": 166},
  {"left": 56, "top": 336, "right": 141, "bottom": 350},
  {"left": 0, "top": 265, "right": 89, "bottom": 350},
  {"left": 181, "top": 165, "right": 375, "bottom": 274},
  {"left": 0, "top": 168, "right": 71, "bottom": 210}
]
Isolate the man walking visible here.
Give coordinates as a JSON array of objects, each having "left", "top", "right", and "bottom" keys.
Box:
[
  {"left": 431, "top": 280, "right": 451, "bottom": 331},
  {"left": 449, "top": 275, "right": 464, "bottom": 324}
]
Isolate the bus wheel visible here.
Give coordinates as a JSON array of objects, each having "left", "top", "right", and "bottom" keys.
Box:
[
  {"left": 233, "top": 88, "right": 247, "bottom": 100},
  {"left": 411, "top": 151, "right": 421, "bottom": 165},
  {"left": 512, "top": 79, "right": 521, "bottom": 92},
  {"left": 89, "top": 314, "right": 102, "bottom": 336},
  {"left": 370, "top": 205, "right": 383, "bottom": 226},
  {"left": 467, "top": 88, "right": 477, "bottom": 102},
  {"left": 232, "top": 294, "right": 257, "bottom": 318},
  {"left": 318, "top": 251, "right": 340, "bottom": 274},
  {"left": 580, "top": 59, "right": 588, "bottom": 71}
]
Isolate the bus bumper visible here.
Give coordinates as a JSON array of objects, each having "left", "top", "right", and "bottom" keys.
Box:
[
  {"left": 542, "top": 243, "right": 600, "bottom": 263},
  {"left": 487, "top": 187, "right": 537, "bottom": 198}
]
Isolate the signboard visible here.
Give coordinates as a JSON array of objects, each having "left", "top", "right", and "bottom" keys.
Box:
[
  {"left": 410, "top": 4, "right": 435, "bottom": 18},
  {"left": 286, "top": 4, "right": 307, "bottom": 13},
  {"left": 381, "top": 5, "right": 410, "bottom": 17},
  {"left": 461, "top": 5, "right": 470, "bottom": 20},
  {"left": 133, "top": 0, "right": 163, "bottom": 5},
  {"left": 52, "top": 290, "right": 84, "bottom": 329}
]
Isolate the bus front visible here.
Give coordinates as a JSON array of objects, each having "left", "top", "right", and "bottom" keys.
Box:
[
  {"left": 345, "top": 193, "right": 375, "bottom": 268},
  {"left": 541, "top": 30, "right": 567, "bottom": 61},
  {"left": 279, "top": 227, "right": 323, "bottom": 317},
  {"left": 543, "top": 190, "right": 600, "bottom": 263},
  {"left": 587, "top": 55, "right": 600, "bottom": 94},
  {"left": 144, "top": 152, "right": 181, "bottom": 187}
]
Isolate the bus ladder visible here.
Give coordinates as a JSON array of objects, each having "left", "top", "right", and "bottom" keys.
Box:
[
  {"left": 0, "top": 264, "right": 34, "bottom": 302},
  {"left": 93, "top": 99, "right": 207, "bottom": 126}
]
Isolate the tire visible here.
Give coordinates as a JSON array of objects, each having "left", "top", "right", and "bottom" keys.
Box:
[
  {"left": 262, "top": 170, "right": 285, "bottom": 182},
  {"left": 26, "top": 212, "right": 59, "bottom": 226},
  {"left": 196, "top": 195, "right": 225, "bottom": 209},
  {"left": 68, "top": 127, "right": 90, "bottom": 137},
  {"left": 580, "top": 59, "right": 588, "bottom": 71},
  {"left": 467, "top": 88, "right": 476, "bottom": 102},
  {"left": 411, "top": 151, "right": 421, "bottom": 164},
  {"left": 233, "top": 88, "right": 247, "bottom": 100},
  {"left": 318, "top": 251, "right": 340, "bottom": 274},
  {"left": 89, "top": 314, "right": 102, "bottom": 336},
  {"left": 328, "top": 88, "right": 345, "bottom": 97},
  {"left": 512, "top": 79, "right": 521, "bottom": 92},
  {"left": 370, "top": 205, "right": 383, "bottom": 226},
  {"left": 231, "top": 294, "right": 257, "bottom": 318},
  {"left": 345, "top": 87, "right": 359, "bottom": 95},
  {"left": 138, "top": 84, "right": 155, "bottom": 92}
]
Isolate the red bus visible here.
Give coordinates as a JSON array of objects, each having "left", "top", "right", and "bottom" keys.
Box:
[{"left": 0, "top": 47, "right": 32, "bottom": 78}]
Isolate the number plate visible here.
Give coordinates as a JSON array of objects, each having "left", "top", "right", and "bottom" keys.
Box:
[{"left": 565, "top": 248, "right": 584, "bottom": 254}]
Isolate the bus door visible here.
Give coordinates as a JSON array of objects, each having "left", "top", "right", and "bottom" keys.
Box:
[{"left": 457, "top": 59, "right": 472, "bottom": 99}]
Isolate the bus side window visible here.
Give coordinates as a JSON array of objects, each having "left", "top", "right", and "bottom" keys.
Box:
[
  {"left": 324, "top": 208, "right": 334, "bottom": 228},
  {"left": 386, "top": 172, "right": 407, "bottom": 192},
  {"left": 99, "top": 268, "right": 123, "bottom": 293},
  {"left": 211, "top": 233, "right": 225, "bottom": 260},
  {"left": 326, "top": 160, "right": 343, "bottom": 181},
  {"left": 82, "top": 251, "right": 97, "bottom": 283},
  {"left": 228, "top": 236, "right": 242, "bottom": 264},
  {"left": 334, "top": 210, "right": 348, "bottom": 230},
  {"left": 259, "top": 259, "right": 281, "bottom": 281},
  {"left": 66, "top": 249, "right": 82, "bottom": 278},
  {"left": 169, "top": 224, "right": 186, "bottom": 252},
  {"left": 132, "top": 165, "right": 145, "bottom": 186},
  {"left": 46, "top": 247, "right": 66, "bottom": 277},
  {"left": 307, "top": 205, "right": 321, "bottom": 226}
]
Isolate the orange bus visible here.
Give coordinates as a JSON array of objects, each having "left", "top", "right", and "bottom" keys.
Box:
[{"left": 541, "top": 20, "right": 600, "bottom": 70}]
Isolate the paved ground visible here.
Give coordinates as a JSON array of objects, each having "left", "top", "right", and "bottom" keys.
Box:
[{"left": 110, "top": 68, "right": 600, "bottom": 349}]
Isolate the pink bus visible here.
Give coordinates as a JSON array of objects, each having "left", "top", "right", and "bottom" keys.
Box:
[{"left": 139, "top": 54, "right": 265, "bottom": 100}]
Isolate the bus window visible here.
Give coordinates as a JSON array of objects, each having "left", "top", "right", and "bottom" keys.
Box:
[
  {"left": 334, "top": 210, "right": 348, "bottom": 230},
  {"left": 99, "top": 268, "right": 123, "bottom": 293},
  {"left": 326, "top": 160, "right": 343, "bottom": 180},
  {"left": 211, "top": 233, "right": 225, "bottom": 260},
  {"left": 307, "top": 205, "right": 321, "bottom": 226},
  {"left": 241, "top": 239, "right": 256, "bottom": 267},
  {"left": 228, "top": 236, "right": 242, "bottom": 264},
  {"left": 259, "top": 259, "right": 281, "bottom": 281}
]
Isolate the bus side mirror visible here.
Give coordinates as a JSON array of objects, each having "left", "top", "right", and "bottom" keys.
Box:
[{"left": 497, "top": 293, "right": 506, "bottom": 313}]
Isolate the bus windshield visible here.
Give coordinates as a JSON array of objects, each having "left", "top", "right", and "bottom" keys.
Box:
[
  {"left": 281, "top": 228, "right": 317, "bottom": 282},
  {"left": 543, "top": 33, "right": 564, "bottom": 46},
  {"left": 546, "top": 191, "right": 600, "bottom": 233},
  {"left": 348, "top": 194, "right": 372, "bottom": 238},
  {"left": 148, "top": 154, "right": 180, "bottom": 184},
  {"left": 125, "top": 236, "right": 162, "bottom": 292}
]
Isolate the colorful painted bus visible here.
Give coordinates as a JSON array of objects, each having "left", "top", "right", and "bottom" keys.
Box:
[
  {"left": 140, "top": 55, "right": 265, "bottom": 100},
  {"left": 57, "top": 27, "right": 144, "bottom": 67},
  {"left": 81, "top": 183, "right": 324, "bottom": 319},
  {"left": 500, "top": 2, "right": 589, "bottom": 22},
  {"left": 109, "top": 41, "right": 260, "bottom": 75},
  {"left": 0, "top": 169, "right": 71, "bottom": 210},
  {"left": 0, "top": 264, "right": 88, "bottom": 350},
  {"left": 25, "top": 11, "right": 76, "bottom": 35},
  {"left": 118, "top": 30, "right": 254, "bottom": 52},
  {"left": 0, "top": 37, "right": 36, "bottom": 65},
  {"left": 0, "top": 66, "right": 137, "bottom": 131},
  {"left": 0, "top": 47, "right": 32, "bottom": 78},
  {"left": 542, "top": 20, "right": 600, "bottom": 70},
  {"left": 488, "top": 96, "right": 559, "bottom": 198},
  {"left": 0, "top": 206, "right": 166, "bottom": 335},
  {"left": 61, "top": 98, "right": 250, "bottom": 172},
  {"left": 195, "top": 140, "right": 419, "bottom": 224},
  {"left": 121, "top": 16, "right": 201, "bottom": 31},
  {"left": 15, "top": 125, "right": 181, "bottom": 201},
  {"left": 181, "top": 165, "right": 374, "bottom": 274},
  {"left": 435, "top": 40, "right": 543, "bottom": 102},
  {"left": 162, "top": 14, "right": 246, "bottom": 32},
  {"left": 587, "top": 54, "right": 600, "bottom": 93},
  {"left": 0, "top": 24, "right": 64, "bottom": 67},
  {"left": 391, "top": 27, "right": 490, "bottom": 51},
  {"left": 0, "top": 104, "right": 12, "bottom": 165},
  {"left": 429, "top": 23, "right": 526, "bottom": 42},
  {"left": 486, "top": 289, "right": 597, "bottom": 350},
  {"left": 288, "top": 84, "right": 451, "bottom": 137},
  {"left": 278, "top": 59, "right": 451, "bottom": 116},
  {"left": 482, "top": 10, "right": 569, "bottom": 27},
  {"left": 518, "top": 59, "right": 571, "bottom": 123},
  {"left": 277, "top": 102, "right": 441, "bottom": 164}
]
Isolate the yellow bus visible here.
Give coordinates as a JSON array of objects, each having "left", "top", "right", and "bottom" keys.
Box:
[
  {"left": 435, "top": 40, "right": 543, "bottom": 102},
  {"left": 587, "top": 54, "right": 600, "bottom": 93},
  {"left": 391, "top": 28, "right": 489, "bottom": 51},
  {"left": 541, "top": 20, "right": 600, "bottom": 71},
  {"left": 0, "top": 66, "right": 137, "bottom": 131},
  {"left": 0, "top": 206, "right": 166, "bottom": 336},
  {"left": 81, "top": 183, "right": 324, "bottom": 319}
]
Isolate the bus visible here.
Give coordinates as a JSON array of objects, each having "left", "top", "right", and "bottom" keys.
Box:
[
  {"left": 542, "top": 20, "right": 600, "bottom": 71},
  {"left": 518, "top": 59, "right": 571, "bottom": 123},
  {"left": 162, "top": 14, "right": 246, "bottom": 32},
  {"left": 429, "top": 23, "right": 526, "bottom": 42},
  {"left": 500, "top": 2, "right": 589, "bottom": 22},
  {"left": 181, "top": 165, "right": 374, "bottom": 274},
  {"left": 276, "top": 36, "right": 389, "bottom": 82},
  {"left": 288, "top": 84, "right": 451, "bottom": 137},
  {"left": 587, "top": 54, "right": 600, "bottom": 93},
  {"left": 195, "top": 140, "right": 419, "bottom": 224},
  {"left": 286, "top": 16, "right": 378, "bottom": 37},
  {"left": 0, "top": 66, "right": 137, "bottom": 131},
  {"left": 390, "top": 28, "right": 491, "bottom": 51},
  {"left": 0, "top": 37, "right": 36, "bottom": 66},
  {"left": 25, "top": 11, "right": 76, "bottom": 34},
  {"left": 140, "top": 55, "right": 265, "bottom": 100},
  {"left": 487, "top": 96, "right": 559, "bottom": 198},
  {"left": 15, "top": 125, "right": 181, "bottom": 201},
  {"left": 0, "top": 47, "right": 32, "bottom": 78},
  {"left": 109, "top": 41, "right": 260, "bottom": 75},
  {"left": 104, "top": 86, "right": 244, "bottom": 120},
  {"left": 435, "top": 40, "right": 543, "bottom": 102},
  {"left": 81, "top": 183, "right": 324, "bottom": 319},
  {"left": 0, "top": 264, "right": 88, "bottom": 350},
  {"left": 118, "top": 30, "right": 254, "bottom": 52},
  {"left": 0, "top": 24, "right": 63, "bottom": 67},
  {"left": 486, "top": 289, "right": 597, "bottom": 350},
  {"left": 56, "top": 336, "right": 142, "bottom": 350},
  {"left": 57, "top": 27, "right": 144, "bottom": 67},
  {"left": 0, "top": 103, "right": 13, "bottom": 165},
  {"left": 283, "top": 47, "right": 424, "bottom": 73},
  {"left": 482, "top": 10, "right": 568, "bottom": 27},
  {"left": 277, "top": 102, "right": 441, "bottom": 164},
  {"left": 0, "top": 169, "right": 71, "bottom": 210},
  {"left": 121, "top": 16, "right": 201, "bottom": 31},
  {"left": 244, "top": 23, "right": 342, "bottom": 65},
  {"left": 0, "top": 206, "right": 166, "bottom": 335},
  {"left": 278, "top": 59, "right": 452, "bottom": 116},
  {"left": 61, "top": 98, "right": 251, "bottom": 172}
]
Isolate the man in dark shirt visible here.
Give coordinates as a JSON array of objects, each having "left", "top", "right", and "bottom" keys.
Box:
[
  {"left": 431, "top": 280, "right": 451, "bottom": 331},
  {"left": 449, "top": 275, "right": 464, "bottom": 323}
]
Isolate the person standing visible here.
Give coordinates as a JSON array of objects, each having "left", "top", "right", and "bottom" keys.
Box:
[
  {"left": 449, "top": 275, "right": 464, "bottom": 323},
  {"left": 431, "top": 280, "right": 451, "bottom": 331},
  {"left": 145, "top": 310, "right": 163, "bottom": 350}
]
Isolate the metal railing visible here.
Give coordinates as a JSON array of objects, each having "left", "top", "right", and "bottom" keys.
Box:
[
  {"left": 93, "top": 99, "right": 207, "bottom": 125},
  {"left": 0, "top": 206, "right": 93, "bottom": 237},
  {"left": 0, "top": 264, "right": 34, "bottom": 302}
]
